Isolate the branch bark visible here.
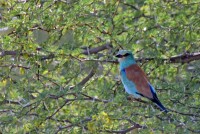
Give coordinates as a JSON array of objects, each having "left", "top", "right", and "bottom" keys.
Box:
[
  {"left": 89, "top": 52, "right": 200, "bottom": 64},
  {"left": 77, "top": 68, "right": 96, "bottom": 86},
  {"left": 169, "top": 52, "right": 200, "bottom": 63},
  {"left": 105, "top": 123, "right": 146, "bottom": 133},
  {"left": 137, "top": 52, "right": 200, "bottom": 63},
  {"left": 55, "top": 117, "right": 92, "bottom": 134},
  {"left": 1, "top": 49, "right": 200, "bottom": 64},
  {"left": 81, "top": 43, "right": 112, "bottom": 55}
]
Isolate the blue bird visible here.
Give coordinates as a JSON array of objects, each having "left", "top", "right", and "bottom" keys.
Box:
[{"left": 116, "top": 50, "right": 168, "bottom": 113}]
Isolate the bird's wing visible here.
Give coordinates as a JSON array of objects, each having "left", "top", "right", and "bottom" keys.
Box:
[{"left": 125, "top": 64, "right": 153, "bottom": 99}]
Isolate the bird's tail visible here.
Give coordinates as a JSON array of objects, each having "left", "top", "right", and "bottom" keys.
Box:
[
  {"left": 152, "top": 97, "right": 168, "bottom": 113},
  {"left": 149, "top": 84, "right": 168, "bottom": 113}
]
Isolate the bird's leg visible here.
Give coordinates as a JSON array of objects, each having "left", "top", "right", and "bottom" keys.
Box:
[
  {"left": 133, "top": 98, "right": 143, "bottom": 102},
  {"left": 127, "top": 95, "right": 133, "bottom": 101}
]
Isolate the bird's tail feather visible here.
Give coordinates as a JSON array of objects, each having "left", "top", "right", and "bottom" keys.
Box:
[
  {"left": 152, "top": 97, "right": 168, "bottom": 113},
  {"left": 149, "top": 84, "right": 168, "bottom": 113}
]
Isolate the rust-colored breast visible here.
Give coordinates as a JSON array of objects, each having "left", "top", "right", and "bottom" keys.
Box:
[{"left": 125, "top": 64, "right": 153, "bottom": 99}]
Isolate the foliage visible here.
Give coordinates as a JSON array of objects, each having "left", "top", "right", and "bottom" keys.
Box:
[{"left": 0, "top": 0, "right": 200, "bottom": 133}]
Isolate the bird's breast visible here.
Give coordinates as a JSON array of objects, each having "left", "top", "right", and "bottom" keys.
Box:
[{"left": 120, "top": 70, "right": 141, "bottom": 98}]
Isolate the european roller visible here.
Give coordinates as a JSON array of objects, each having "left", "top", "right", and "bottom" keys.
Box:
[{"left": 116, "top": 50, "right": 168, "bottom": 113}]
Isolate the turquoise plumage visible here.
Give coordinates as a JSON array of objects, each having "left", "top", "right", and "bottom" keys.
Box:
[{"left": 116, "top": 50, "right": 168, "bottom": 113}]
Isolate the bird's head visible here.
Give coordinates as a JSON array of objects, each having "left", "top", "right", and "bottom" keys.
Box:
[
  {"left": 115, "top": 50, "right": 133, "bottom": 61},
  {"left": 115, "top": 50, "right": 136, "bottom": 69}
]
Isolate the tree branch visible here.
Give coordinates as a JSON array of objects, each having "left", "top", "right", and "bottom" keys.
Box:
[
  {"left": 1, "top": 49, "right": 200, "bottom": 64},
  {"left": 0, "top": 50, "right": 34, "bottom": 57},
  {"left": 0, "top": 64, "right": 30, "bottom": 69},
  {"left": 48, "top": 68, "right": 96, "bottom": 99},
  {"left": 105, "top": 123, "right": 146, "bottom": 133},
  {"left": 0, "top": 99, "right": 21, "bottom": 105},
  {"left": 169, "top": 52, "right": 200, "bottom": 63},
  {"left": 81, "top": 43, "right": 112, "bottom": 55},
  {"left": 55, "top": 117, "right": 92, "bottom": 134},
  {"left": 85, "top": 52, "right": 200, "bottom": 64},
  {"left": 136, "top": 52, "right": 200, "bottom": 63},
  {"left": 80, "top": 93, "right": 111, "bottom": 103},
  {"left": 167, "top": 108, "right": 200, "bottom": 117},
  {"left": 46, "top": 100, "right": 69, "bottom": 120},
  {"left": 77, "top": 68, "right": 96, "bottom": 86},
  {"left": 122, "top": 2, "right": 139, "bottom": 10}
]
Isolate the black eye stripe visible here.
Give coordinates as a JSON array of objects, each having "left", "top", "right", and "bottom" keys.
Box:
[
  {"left": 116, "top": 53, "right": 130, "bottom": 58},
  {"left": 116, "top": 54, "right": 123, "bottom": 58},
  {"left": 123, "top": 53, "right": 130, "bottom": 57}
]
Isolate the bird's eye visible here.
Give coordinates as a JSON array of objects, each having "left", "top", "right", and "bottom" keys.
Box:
[{"left": 123, "top": 53, "right": 130, "bottom": 57}]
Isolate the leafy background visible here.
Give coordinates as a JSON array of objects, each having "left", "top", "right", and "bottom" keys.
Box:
[{"left": 0, "top": 0, "right": 199, "bottom": 133}]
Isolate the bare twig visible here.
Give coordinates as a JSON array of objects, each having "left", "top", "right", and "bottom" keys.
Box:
[
  {"left": 136, "top": 52, "right": 200, "bottom": 63},
  {"left": 46, "top": 100, "right": 69, "bottom": 120},
  {"left": 167, "top": 108, "right": 200, "bottom": 117},
  {"left": 80, "top": 93, "right": 111, "bottom": 103},
  {"left": 81, "top": 43, "right": 112, "bottom": 55},
  {"left": 77, "top": 68, "right": 96, "bottom": 86},
  {"left": 48, "top": 68, "right": 96, "bottom": 99},
  {"left": 0, "top": 99, "right": 21, "bottom": 105},
  {"left": 1, "top": 49, "right": 200, "bottom": 64},
  {"left": 55, "top": 117, "right": 92, "bottom": 134},
  {"left": 82, "top": 59, "right": 118, "bottom": 64},
  {"left": 169, "top": 52, "right": 200, "bottom": 63},
  {"left": 0, "top": 64, "right": 30, "bottom": 69},
  {"left": 0, "top": 50, "right": 17, "bottom": 56},
  {"left": 105, "top": 123, "right": 146, "bottom": 133}
]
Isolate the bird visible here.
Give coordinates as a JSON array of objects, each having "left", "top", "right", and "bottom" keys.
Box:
[{"left": 116, "top": 50, "right": 168, "bottom": 113}]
